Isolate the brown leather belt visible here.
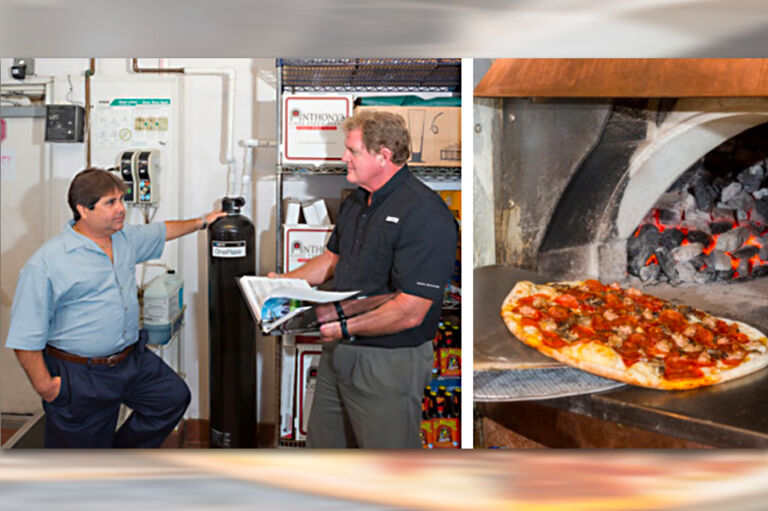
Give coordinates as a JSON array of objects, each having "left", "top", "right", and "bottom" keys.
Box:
[{"left": 45, "top": 344, "right": 134, "bottom": 367}]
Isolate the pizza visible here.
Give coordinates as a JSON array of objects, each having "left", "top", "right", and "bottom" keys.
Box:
[{"left": 501, "top": 279, "right": 768, "bottom": 390}]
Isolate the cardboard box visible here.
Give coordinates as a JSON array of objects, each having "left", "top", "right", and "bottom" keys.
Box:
[
  {"left": 283, "top": 198, "right": 302, "bottom": 224},
  {"left": 283, "top": 224, "right": 334, "bottom": 273},
  {"left": 302, "top": 198, "right": 331, "bottom": 226},
  {"left": 295, "top": 343, "right": 322, "bottom": 442},
  {"left": 282, "top": 94, "right": 352, "bottom": 164},
  {"left": 354, "top": 105, "right": 461, "bottom": 167}
]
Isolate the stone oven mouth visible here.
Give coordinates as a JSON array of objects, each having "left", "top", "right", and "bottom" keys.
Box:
[{"left": 626, "top": 122, "right": 768, "bottom": 286}]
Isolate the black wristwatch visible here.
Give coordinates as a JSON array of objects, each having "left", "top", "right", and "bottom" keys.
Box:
[
  {"left": 334, "top": 301, "right": 354, "bottom": 342},
  {"left": 199, "top": 215, "right": 208, "bottom": 230}
]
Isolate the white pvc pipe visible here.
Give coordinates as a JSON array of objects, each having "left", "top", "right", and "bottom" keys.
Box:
[{"left": 184, "top": 67, "right": 237, "bottom": 196}]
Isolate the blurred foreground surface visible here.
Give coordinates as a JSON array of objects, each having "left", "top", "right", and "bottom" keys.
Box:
[{"left": 2, "top": 450, "right": 768, "bottom": 510}]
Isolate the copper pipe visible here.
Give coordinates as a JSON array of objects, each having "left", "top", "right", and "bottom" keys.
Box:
[
  {"left": 85, "top": 58, "right": 95, "bottom": 167},
  {"left": 131, "top": 58, "right": 185, "bottom": 74}
]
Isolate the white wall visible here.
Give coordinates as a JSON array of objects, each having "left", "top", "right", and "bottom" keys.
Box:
[{"left": 0, "top": 58, "right": 316, "bottom": 429}]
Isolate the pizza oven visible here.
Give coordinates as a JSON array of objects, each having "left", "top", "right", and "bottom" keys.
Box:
[{"left": 473, "top": 60, "right": 768, "bottom": 448}]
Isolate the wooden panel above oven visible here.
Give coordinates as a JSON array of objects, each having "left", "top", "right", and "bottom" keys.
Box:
[{"left": 475, "top": 58, "right": 768, "bottom": 97}]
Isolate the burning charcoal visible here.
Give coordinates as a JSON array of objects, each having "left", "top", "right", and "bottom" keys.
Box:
[
  {"left": 721, "top": 181, "right": 744, "bottom": 203},
  {"left": 711, "top": 222, "right": 734, "bottom": 235},
  {"left": 660, "top": 228, "right": 685, "bottom": 250},
  {"left": 658, "top": 208, "right": 682, "bottom": 225},
  {"left": 681, "top": 192, "right": 697, "bottom": 212},
  {"left": 687, "top": 230, "right": 713, "bottom": 247},
  {"left": 754, "top": 197, "right": 768, "bottom": 225},
  {"left": 655, "top": 247, "right": 677, "bottom": 281},
  {"left": 715, "top": 226, "right": 750, "bottom": 252},
  {"left": 754, "top": 188, "right": 768, "bottom": 200},
  {"left": 671, "top": 242, "right": 704, "bottom": 263},
  {"left": 693, "top": 180, "right": 718, "bottom": 211},
  {"left": 689, "top": 253, "right": 708, "bottom": 271},
  {"left": 737, "top": 163, "right": 765, "bottom": 193},
  {"left": 626, "top": 235, "right": 643, "bottom": 259},
  {"left": 628, "top": 246, "right": 654, "bottom": 276},
  {"left": 735, "top": 258, "right": 750, "bottom": 278},
  {"left": 753, "top": 265, "right": 768, "bottom": 277},
  {"left": 725, "top": 190, "right": 754, "bottom": 214},
  {"left": 639, "top": 264, "right": 660, "bottom": 283},
  {"left": 714, "top": 270, "right": 732, "bottom": 281},
  {"left": 712, "top": 176, "right": 727, "bottom": 191},
  {"left": 748, "top": 222, "right": 764, "bottom": 235},
  {"left": 708, "top": 250, "right": 733, "bottom": 271},
  {"left": 675, "top": 261, "right": 698, "bottom": 282},
  {"left": 760, "top": 245, "right": 768, "bottom": 260},
  {"left": 712, "top": 207, "right": 735, "bottom": 223},
  {"left": 682, "top": 208, "right": 712, "bottom": 232},
  {"left": 732, "top": 245, "right": 759, "bottom": 260},
  {"left": 656, "top": 191, "right": 683, "bottom": 210},
  {"left": 637, "top": 223, "right": 661, "bottom": 244},
  {"left": 693, "top": 267, "right": 715, "bottom": 284}
]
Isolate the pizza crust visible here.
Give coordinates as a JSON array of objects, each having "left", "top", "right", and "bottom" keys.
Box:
[{"left": 501, "top": 280, "right": 768, "bottom": 390}]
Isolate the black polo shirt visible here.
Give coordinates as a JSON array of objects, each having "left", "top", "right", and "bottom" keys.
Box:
[{"left": 327, "top": 165, "right": 458, "bottom": 348}]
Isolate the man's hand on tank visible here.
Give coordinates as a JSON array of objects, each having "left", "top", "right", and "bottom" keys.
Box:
[{"left": 205, "top": 209, "right": 228, "bottom": 224}]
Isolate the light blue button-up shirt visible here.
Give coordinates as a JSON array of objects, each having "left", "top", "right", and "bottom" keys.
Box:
[{"left": 5, "top": 220, "right": 166, "bottom": 357}]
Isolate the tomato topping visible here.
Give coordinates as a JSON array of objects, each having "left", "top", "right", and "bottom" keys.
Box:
[
  {"left": 571, "top": 324, "right": 596, "bottom": 338},
  {"left": 517, "top": 305, "right": 541, "bottom": 320},
  {"left": 691, "top": 325, "right": 715, "bottom": 348},
  {"left": 591, "top": 314, "right": 610, "bottom": 331},
  {"left": 625, "top": 333, "right": 646, "bottom": 349},
  {"left": 664, "top": 356, "right": 704, "bottom": 380},
  {"left": 541, "top": 331, "right": 568, "bottom": 349},
  {"left": 554, "top": 294, "right": 580, "bottom": 309},
  {"left": 648, "top": 298, "right": 665, "bottom": 312},
  {"left": 733, "top": 332, "right": 749, "bottom": 344},
  {"left": 658, "top": 309, "right": 686, "bottom": 332},
  {"left": 517, "top": 296, "right": 535, "bottom": 307},
  {"left": 605, "top": 292, "right": 623, "bottom": 308},
  {"left": 620, "top": 352, "right": 642, "bottom": 368},
  {"left": 583, "top": 279, "right": 605, "bottom": 292},
  {"left": 521, "top": 317, "right": 540, "bottom": 329},
  {"left": 547, "top": 306, "right": 569, "bottom": 322},
  {"left": 720, "top": 355, "right": 746, "bottom": 366}
]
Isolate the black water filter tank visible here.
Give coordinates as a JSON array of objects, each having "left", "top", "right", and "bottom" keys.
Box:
[{"left": 208, "top": 196, "right": 257, "bottom": 448}]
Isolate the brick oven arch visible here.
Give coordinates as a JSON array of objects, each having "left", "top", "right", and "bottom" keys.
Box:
[{"left": 615, "top": 99, "right": 768, "bottom": 240}]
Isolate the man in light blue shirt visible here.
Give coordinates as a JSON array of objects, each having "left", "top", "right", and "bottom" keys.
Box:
[{"left": 5, "top": 168, "right": 225, "bottom": 448}]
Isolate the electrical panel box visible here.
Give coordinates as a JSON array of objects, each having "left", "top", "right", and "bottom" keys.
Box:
[
  {"left": 45, "top": 105, "right": 85, "bottom": 143},
  {"left": 117, "top": 151, "right": 138, "bottom": 203},
  {"left": 135, "top": 150, "right": 161, "bottom": 204}
]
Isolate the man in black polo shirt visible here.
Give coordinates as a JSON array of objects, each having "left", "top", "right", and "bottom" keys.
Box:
[{"left": 271, "top": 110, "right": 458, "bottom": 448}]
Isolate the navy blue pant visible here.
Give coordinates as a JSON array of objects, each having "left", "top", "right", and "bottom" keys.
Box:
[{"left": 42, "top": 335, "right": 191, "bottom": 448}]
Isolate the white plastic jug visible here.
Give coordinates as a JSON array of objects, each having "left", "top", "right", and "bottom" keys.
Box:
[{"left": 143, "top": 270, "right": 184, "bottom": 326}]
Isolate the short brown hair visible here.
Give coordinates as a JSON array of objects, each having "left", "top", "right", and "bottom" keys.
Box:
[
  {"left": 343, "top": 110, "right": 411, "bottom": 165},
  {"left": 68, "top": 168, "right": 126, "bottom": 220}
]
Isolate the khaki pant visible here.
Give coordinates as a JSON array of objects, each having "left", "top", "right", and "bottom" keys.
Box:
[{"left": 306, "top": 340, "right": 433, "bottom": 449}]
